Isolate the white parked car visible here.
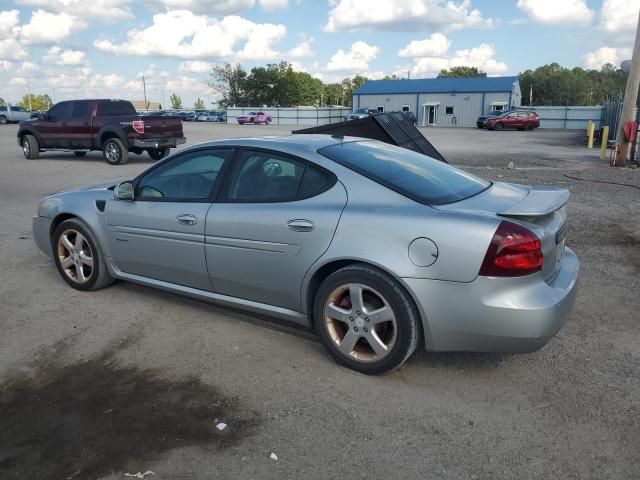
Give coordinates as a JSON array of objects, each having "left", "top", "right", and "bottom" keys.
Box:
[{"left": 0, "top": 104, "right": 32, "bottom": 124}]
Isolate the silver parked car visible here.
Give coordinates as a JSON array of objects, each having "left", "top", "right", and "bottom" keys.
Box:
[{"left": 32, "top": 136, "right": 579, "bottom": 374}]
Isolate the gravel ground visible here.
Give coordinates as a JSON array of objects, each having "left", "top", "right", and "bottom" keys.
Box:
[{"left": 0, "top": 123, "right": 638, "bottom": 479}]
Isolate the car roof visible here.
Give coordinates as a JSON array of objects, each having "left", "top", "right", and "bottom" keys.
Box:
[{"left": 185, "top": 134, "right": 365, "bottom": 154}]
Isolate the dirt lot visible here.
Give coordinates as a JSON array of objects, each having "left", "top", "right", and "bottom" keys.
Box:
[{"left": 1, "top": 123, "right": 639, "bottom": 479}]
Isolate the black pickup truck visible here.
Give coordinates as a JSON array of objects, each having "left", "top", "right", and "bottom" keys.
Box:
[{"left": 17, "top": 99, "right": 186, "bottom": 165}]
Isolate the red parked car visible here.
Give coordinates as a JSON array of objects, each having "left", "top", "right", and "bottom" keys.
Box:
[
  {"left": 237, "top": 111, "right": 272, "bottom": 125},
  {"left": 484, "top": 111, "right": 540, "bottom": 131}
]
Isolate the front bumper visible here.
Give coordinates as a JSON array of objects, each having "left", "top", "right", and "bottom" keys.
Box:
[
  {"left": 132, "top": 137, "right": 186, "bottom": 149},
  {"left": 403, "top": 247, "right": 579, "bottom": 353},
  {"left": 33, "top": 215, "right": 53, "bottom": 257}
]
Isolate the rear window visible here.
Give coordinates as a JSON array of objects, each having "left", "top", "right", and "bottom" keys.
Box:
[
  {"left": 319, "top": 141, "right": 490, "bottom": 205},
  {"left": 97, "top": 101, "right": 137, "bottom": 117}
]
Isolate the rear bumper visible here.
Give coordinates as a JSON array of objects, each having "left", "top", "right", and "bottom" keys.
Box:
[
  {"left": 403, "top": 247, "right": 579, "bottom": 353},
  {"left": 32, "top": 215, "right": 53, "bottom": 257},
  {"left": 131, "top": 137, "right": 186, "bottom": 148}
]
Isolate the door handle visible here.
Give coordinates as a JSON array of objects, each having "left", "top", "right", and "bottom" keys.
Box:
[
  {"left": 287, "top": 219, "right": 314, "bottom": 232},
  {"left": 176, "top": 214, "right": 198, "bottom": 225}
]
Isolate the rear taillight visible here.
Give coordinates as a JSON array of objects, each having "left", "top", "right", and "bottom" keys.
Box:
[
  {"left": 479, "top": 221, "right": 543, "bottom": 277},
  {"left": 132, "top": 120, "right": 145, "bottom": 134}
]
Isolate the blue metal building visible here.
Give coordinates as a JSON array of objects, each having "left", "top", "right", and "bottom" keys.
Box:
[{"left": 352, "top": 76, "right": 521, "bottom": 127}]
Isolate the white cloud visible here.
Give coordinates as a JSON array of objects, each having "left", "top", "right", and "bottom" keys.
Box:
[
  {"left": 287, "top": 36, "right": 314, "bottom": 58},
  {"left": 325, "top": 0, "right": 494, "bottom": 32},
  {"left": 583, "top": 46, "right": 632, "bottom": 69},
  {"left": 179, "top": 60, "right": 213, "bottom": 73},
  {"left": 18, "top": 9, "right": 83, "bottom": 45},
  {"left": 516, "top": 0, "right": 593, "bottom": 25},
  {"left": 95, "top": 11, "right": 286, "bottom": 60},
  {"left": 259, "top": 0, "right": 288, "bottom": 10},
  {"left": 17, "top": 61, "right": 38, "bottom": 75},
  {"left": 15, "top": 0, "right": 132, "bottom": 20},
  {"left": 150, "top": 0, "right": 255, "bottom": 14},
  {"left": 0, "top": 38, "right": 27, "bottom": 61},
  {"left": 398, "top": 33, "right": 451, "bottom": 58},
  {"left": 0, "top": 10, "right": 20, "bottom": 39},
  {"left": 599, "top": 0, "right": 640, "bottom": 33},
  {"left": 0, "top": 60, "right": 12, "bottom": 71},
  {"left": 409, "top": 43, "right": 508, "bottom": 77},
  {"left": 42, "top": 46, "right": 86, "bottom": 65},
  {"left": 326, "top": 41, "right": 379, "bottom": 72}
]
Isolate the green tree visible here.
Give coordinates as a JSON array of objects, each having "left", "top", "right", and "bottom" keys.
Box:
[
  {"left": 169, "top": 92, "right": 182, "bottom": 109},
  {"left": 323, "top": 83, "right": 343, "bottom": 106},
  {"left": 437, "top": 66, "right": 487, "bottom": 78},
  {"left": 194, "top": 97, "right": 205, "bottom": 109},
  {"left": 0, "top": 97, "right": 5, "bottom": 106},
  {"left": 209, "top": 63, "right": 248, "bottom": 107},
  {"left": 18, "top": 94, "right": 52, "bottom": 110}
]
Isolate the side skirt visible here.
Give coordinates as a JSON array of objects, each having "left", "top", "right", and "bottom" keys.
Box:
[{"left": 105, "top": 257, "right": 311, "bottom": 327}]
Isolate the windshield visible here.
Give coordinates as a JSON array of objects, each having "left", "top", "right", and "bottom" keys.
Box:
[
  {"left": 319, "top": 141, "right": 490, "bottom": 205},
  {"left": 354, "top": 109, "right": 369, "bottom": 114},
  {"left": 248, "top": 112, "right": 257, "bottom": 115}
]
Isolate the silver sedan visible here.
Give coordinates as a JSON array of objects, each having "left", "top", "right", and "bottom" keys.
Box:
[{"left": 32, "top": 135, "right": 579, "bottom": 374}]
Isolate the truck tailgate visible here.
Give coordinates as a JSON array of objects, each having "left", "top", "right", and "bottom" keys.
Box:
[{"left": 141, "top": 116, "right": 183, "bottom": 139}]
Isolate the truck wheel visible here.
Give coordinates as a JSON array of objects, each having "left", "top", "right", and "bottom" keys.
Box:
[
  {"left": 73, "top": 151, "right": 87, "bottom": 157},
  {"left": 102, "top": 138, "right": 128, "bottom": 165},
  {"left": 22, "top": 134, "right": 40, "bottom": 159},
  {"left": 0, "top": 116, "right": 7, "bottom": 125},
  {"left": 148, "top": 147, "right": 170, "bottom": 161}
]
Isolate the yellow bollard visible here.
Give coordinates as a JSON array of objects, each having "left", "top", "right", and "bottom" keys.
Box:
[
  {"left": 587, "top": 121, "right": 595, "bottom": 149},
  {"left": 600, "top": 126, "right": 609, "bottom": 160}
]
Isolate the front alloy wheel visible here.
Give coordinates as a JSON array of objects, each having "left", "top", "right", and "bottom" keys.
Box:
[{"left": 57, "top": 229, "right": 94, "bottom": 284}]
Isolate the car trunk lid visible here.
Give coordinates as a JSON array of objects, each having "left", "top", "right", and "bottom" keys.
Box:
[{"left": 435, "top": 182, "right": 569, "bottom": 281}]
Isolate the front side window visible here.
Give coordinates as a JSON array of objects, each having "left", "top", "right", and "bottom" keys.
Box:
[
  {"left": 12, "top": 106, "right": 26, "bottom": 112},
  {"left": 48, "top": 102, "right": 72, "bottom": 120},
  {"left": 319, "top": 141, "right": 490, "bottom": 205},
  {"left": 71, "top": 101, "right": 91, "bottom": 118},
  {"left": 0, "top": 106, "right": 6, "bottom": 112},
  {"left": 136, "top": 149, "right": 231, "bottom": 201}
]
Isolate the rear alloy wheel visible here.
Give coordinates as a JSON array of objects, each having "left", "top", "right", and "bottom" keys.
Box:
[
  {"left": 314, "top": 264, "right": 419, "bottom": 375},
  {"left": 74, "top": 151, "right": 87, "bottom": 157},
  {"left": 147, "top": 147, "right": 170, "bottom": 161},
  {"left": 52, "top": 219, "right": 114, "bottom": 291},
  {"left": 495, "top": 122, "right": 504, "bottom": 131},
  {"left": 22, "top": 134, "right": 39, "bottom": 159},
  {"left": 102, "top": 137, "right": 128, "bottom": 165}
]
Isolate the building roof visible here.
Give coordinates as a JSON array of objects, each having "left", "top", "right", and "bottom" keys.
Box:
[{"left": 354, "top": 76, "right": 518, "bottom": 95}]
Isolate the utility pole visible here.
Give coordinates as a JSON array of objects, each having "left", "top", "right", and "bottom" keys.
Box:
[
  {"left": 142, "top": 75, "right": 148, "bottom": 110},
  {"left": 616, "top": 11, "right": 640, "bottom": 167},
  {"left": 26, "top": 75, "right": 32, "bottom": 111}
]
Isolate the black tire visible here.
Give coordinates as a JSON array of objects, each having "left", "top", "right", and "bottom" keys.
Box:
[
  {"left": 102, "top": 137, "right": 128, "bottom": 165},
  {"left": 495, "top": 122, "right": 504, "bottom": 131},
  {"left": 148, "top": 147, "right": 170, "bottom": 161},
  {"left": 477, "top": 125, "right": 483, "bottom": 129},
  {"left": 74, "top": 151, "right": 87, "bottom": 157},
  {"left": 526, "top": 124, "right": 535, "bottom": 131},
  {"left": 52, "top": 218, "right": 114, "bottom": 291},
  {"left": 22, "top": 134, "right": 39, "bottom": 159},
  {"left": 314, "top": 264, "right": 420, "bottom": 375},
  {"left": 0, "top": 115, "right": 7, "bottom": 125},
  {"left": 517, "top": 128, "right": 525, "bottom": 131}
]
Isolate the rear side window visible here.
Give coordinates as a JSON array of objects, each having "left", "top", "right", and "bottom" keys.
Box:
[
  {"left": 319, "top": 141, "right": 490, "bottom": 205},
  {"left": 227, "top": 150, "right": 336, "bottom": 202},
  {"left": 0, "top": 106, "right": 6, "bottom": 112},
  {"left": 48, "top": 102, "right": 72, "bottom": 120},
  {"left": 71, "top": 101, "right": 91, "bottom": 118},
  {"left": 97, "top": 101, "right": 137, "bottom": 117}
]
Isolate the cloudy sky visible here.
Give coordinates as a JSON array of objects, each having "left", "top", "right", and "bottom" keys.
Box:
[{"left": 0, "top": 0, "right": 638, "bottom": 107}]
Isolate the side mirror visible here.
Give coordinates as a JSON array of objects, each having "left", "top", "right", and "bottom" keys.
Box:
[
  {"left": 36, "top": 113, "right": 48, "bottom": 121},
  {"left": 114, "top": 181, "right": 134, "bottom": 201}
]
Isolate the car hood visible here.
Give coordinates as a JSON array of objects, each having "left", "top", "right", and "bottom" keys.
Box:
[{"left": 67, "top": 177, "right": 132, "bottom": 193}]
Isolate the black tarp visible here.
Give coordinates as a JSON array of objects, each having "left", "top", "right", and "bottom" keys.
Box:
[{"left": 292, "top": 112, "right": 447, "bottom": 163}]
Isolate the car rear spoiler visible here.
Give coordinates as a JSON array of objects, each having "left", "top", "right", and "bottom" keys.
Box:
[
  {"left": 498, "top": 187, "right": 570, "bottom": 217},
  {"left": 292, "top": 112, "right": 448, "bottom": 163}
]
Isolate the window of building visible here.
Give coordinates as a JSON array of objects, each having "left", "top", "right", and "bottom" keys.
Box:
[
  {"left": 401, "top": 105, "right": 410, "bottom": 112},
  {"left": 493, "top": 105, "right": 504, "bottom": 112},
  {"left": 376, "top": 106, "right": 384, "bottom": 113},
  {"left": 445, "top": 106, "right": 454, "bottom": 115}
]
